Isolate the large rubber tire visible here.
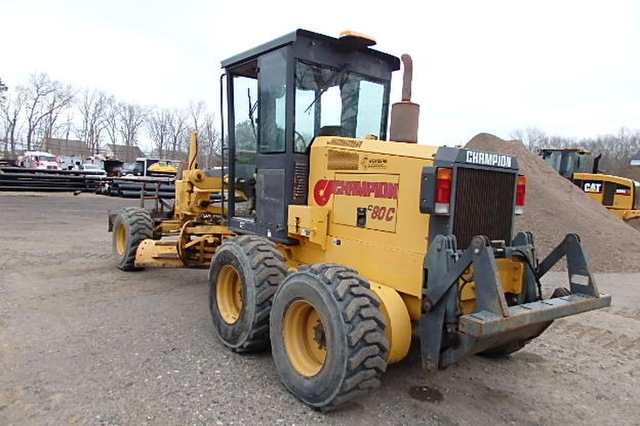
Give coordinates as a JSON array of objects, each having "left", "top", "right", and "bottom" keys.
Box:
[
  {"left": 270, "top": 264, "right": 389, "bottom": 411},
  {"left": 112, "top": 207, "right": 153, "bottom": 271},
  {"left": 208, "top": 235, "right": 287, "bottom": 352}
]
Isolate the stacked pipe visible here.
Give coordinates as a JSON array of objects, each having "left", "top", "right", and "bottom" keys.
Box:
[{"left": 0, "top": 167, "right": 106, "bottom": 193}]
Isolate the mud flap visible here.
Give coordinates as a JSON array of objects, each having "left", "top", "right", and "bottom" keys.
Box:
[{"left": 420, "top": 234, "right": 611, "bottom": 371}]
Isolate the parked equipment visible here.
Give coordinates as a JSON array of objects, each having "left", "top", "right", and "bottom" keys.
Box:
[
  {"left": 540, "top": 148, "right": 640, "bottom": 229},
  {"left": 109, "top": 30, "right": 611, "bottom": 410},
  {"left": 122, "top": 157, "right": 180, "bottom": 177},
  {"left": 20, "top": 151, "right": 60, "bottom": 170}
]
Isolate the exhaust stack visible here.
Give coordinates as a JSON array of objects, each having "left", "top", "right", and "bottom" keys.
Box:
[{"left": 389, "top": 54, "right": 420, "bottom": 143}]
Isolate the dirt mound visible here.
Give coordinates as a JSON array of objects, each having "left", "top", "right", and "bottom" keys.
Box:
[{"left": 465, "top": 133, "right": 640, "bottom": 273}]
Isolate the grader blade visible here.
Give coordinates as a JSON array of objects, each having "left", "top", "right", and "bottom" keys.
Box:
[
  {"left": 420, "top": 234, "right": 611, "bottom": 371},
  {"left": 135, "top": 238, "right": 183, "bottom": 268}
]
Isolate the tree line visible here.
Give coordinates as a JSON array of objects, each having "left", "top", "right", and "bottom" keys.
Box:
[
  {"left": 510, "top": 127, "right": 640, "bottom": 176},
  {"left": 2, "top": 74, "right": 638, "bottom": 175},
  {"left": 0, "top": 73, "right": 221, "bottom": 167}
]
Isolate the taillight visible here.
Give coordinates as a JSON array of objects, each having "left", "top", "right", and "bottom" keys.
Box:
[
  {"left": 515, "top": 175, "right": 526, "bottom": 215},
  {"left": 435, "top": 167, "right": 453, "bottom": 214}
]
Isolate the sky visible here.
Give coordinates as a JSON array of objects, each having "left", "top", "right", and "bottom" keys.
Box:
[{"left": 2, "top": 0, "right": 639, "bottom": 148}]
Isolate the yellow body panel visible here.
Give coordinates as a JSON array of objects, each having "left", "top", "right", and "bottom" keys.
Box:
[
  {"left": 284, "top": 136, "right": 531, "bottom": 326},
  {"left": 369, "top": 282, "right": 412, "bottom": 364},
  {"left": 573, "top": 172, "right": 640, "bottom": 220},
  {"left": 287, "top": 205, "right": 329, "bottom": 249},
  {"left": 175, "top": 172, "right": 226, "bottom": 220},
  {"left": 459, "top": 258, "right": 525, "bottom": 314},
  {"left": 331, "top": 173, "right": 399, "bottom": 232},
  {"left": 287, "top": 137, "right": 434, "bottom": 299},
  {"left": 148, "top": 161, "right": 178, "bottom": 174},
  {"left": 136, "top": 238, "right": 183, "bottom": 267}
]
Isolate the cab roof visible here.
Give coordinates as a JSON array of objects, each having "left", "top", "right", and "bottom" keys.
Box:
[{"left": 221, "top": 29, "right": 400, "bottom": 71}]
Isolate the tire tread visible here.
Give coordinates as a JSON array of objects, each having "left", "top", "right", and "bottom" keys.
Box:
[
  {"left": 219, "top": 235, "right": 287, "bottom": 352},
  {"left": 113, "top": 207, "right": 153, "bottom": 271},
  {"left": 299, "top": 263, "right": 388, "bottom": 410}
]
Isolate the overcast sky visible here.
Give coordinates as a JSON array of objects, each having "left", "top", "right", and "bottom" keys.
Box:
[{"left": 2, "top": 0, "right": 638, "bottom": 147}]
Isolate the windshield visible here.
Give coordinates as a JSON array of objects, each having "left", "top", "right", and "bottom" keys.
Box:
[
  {"left": 294, "top": 60, "right": 388, "bottom": 153},
  {"left": 40, "top": 155, "right": 56, "bottom": 162},
  {"left": 541, "top": 151, "right": 562, "bottom": 172}
]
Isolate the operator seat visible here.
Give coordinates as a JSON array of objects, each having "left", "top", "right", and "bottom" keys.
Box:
[{"left": 305, "top": 125, "right": 348, "bottom": 154}]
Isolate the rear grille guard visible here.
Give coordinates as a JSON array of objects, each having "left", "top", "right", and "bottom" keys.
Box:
[
  {"left": 452, "top": 167, "right": 515, "bottom": 249},
  {"left": 419, "top": 233, "right": 611, "bottom": 371}
]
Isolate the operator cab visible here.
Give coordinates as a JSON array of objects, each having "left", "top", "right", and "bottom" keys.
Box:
[
  {"left": 539, "top": 148, "right": 593, "bottom": 179},
  {"left": 221, "top": 29, "right": 400, "bottom": 242}
]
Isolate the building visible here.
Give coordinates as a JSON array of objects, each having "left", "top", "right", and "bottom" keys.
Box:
[
  {"left": 103, "top": 144, "right": 147, "bottom": 163},
  {"left": 43, "top": 138, "right": 92, "bottom": 158}
]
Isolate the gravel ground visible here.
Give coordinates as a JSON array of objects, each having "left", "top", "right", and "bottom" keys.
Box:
[{"left": 0, "top": 193, "right": 638, "bottom": 425}]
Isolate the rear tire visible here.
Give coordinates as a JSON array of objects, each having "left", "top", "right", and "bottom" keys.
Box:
[
  {"left": 208, "top": 236, "right": 287, "bottom": 352},
  {"left": 270, "top": 264, "right": 388, "bottom": 410},
  {"left": 112, "top": 207, "right": 153, "bottom": 271}
]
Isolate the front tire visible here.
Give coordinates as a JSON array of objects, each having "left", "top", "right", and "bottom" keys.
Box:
[
  {"left": 112, "top": 207, "right": 153, "bottom": 271},
  {"left": 270, "top": 264, "right": 388, "bottom": 410},
  {"left": 208, "top": 235, "right": 287, "bottom": 352}
]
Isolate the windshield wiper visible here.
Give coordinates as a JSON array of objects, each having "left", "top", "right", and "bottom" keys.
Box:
[{"left": 304, "top": 65, "right": 348, "bottom": 114}]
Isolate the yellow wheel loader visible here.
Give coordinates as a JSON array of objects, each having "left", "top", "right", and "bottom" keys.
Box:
[
  {"left": 108, "top": 29, "right": 611, "bottom": 410},
  {"left": 540, "top": 147, "right": 640, "bottom": 230}
]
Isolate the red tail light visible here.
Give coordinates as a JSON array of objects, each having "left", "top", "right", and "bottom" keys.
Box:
[
  {"left": 435, "top": 168, "right": 453, "bottom": 214},
  {"left": 515, "top": 175, "right": 526, "bottom": 215}
]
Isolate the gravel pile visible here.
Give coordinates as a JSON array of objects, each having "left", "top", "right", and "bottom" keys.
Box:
[{"left": 465, "top": 133, "right": 640, "bottom": 273}]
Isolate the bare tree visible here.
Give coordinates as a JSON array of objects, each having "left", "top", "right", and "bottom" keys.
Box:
[
  {"left": 103, "top": 97, "right": 120, "bottom": 145},
  {"left": 40, "top": 81, "right": 75, "bottom": 141},
  {"left": 147, "top": 107, "right": 172, "bottom": 157},
  {"left": 23, "top": 74, "right": 54, "bottom": 150},
  {"left": 0, "top": 78, "right": 8, "bottom": 107},
  {"left": 167, "top": 107, "right": 188, "bottom": 158},
  {"left": 76, "top": 88, "right": 111, "bottom": 154},
  {"left": 117, "top": 102, "right": 147, "bottom": 146},
  {"left": 575, "top": 128, "right": 640, "bottom": 174},
  {"left": 509, "top": 127, "right": 549, "bottom": 152},
  {"left": 1, "top": 87, "right": 25, "bottom": 156},
  {"left": 200, "top": 112, "right": 221, "bottom": 168},
  {"left": 511, "top": 126, "right": 640, "bottom": 176},
  {"left": 22, "top": 73, "right": 75, "bottom": 150},
  {"left": 188, "top": 100, "right": 206, "bottom": 132}
]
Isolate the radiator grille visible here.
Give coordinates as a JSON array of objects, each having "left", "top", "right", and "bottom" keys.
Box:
[
  {"left": 452, "top": 167, "right": 515, "bottom": 249},
  {"left": 293, "top": 162, "right": 308, "bottom": 200}
]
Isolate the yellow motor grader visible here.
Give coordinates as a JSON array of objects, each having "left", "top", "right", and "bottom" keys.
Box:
[{"left": 109, "top": 29, "right": 610, "bottom": 410}]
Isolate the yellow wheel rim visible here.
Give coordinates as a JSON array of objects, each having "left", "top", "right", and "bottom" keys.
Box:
[
  {"left": 217, "top": 265, "right": 243, "bottom": 324},
  {"left": 284, "top": 300, "right": 327, "bottom": 377},
  {"left": 115, "top": 223, "right": 126, "bottom": 256}
]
